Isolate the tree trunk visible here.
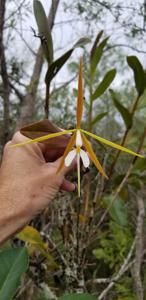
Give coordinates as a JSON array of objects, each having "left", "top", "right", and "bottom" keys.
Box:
[{"left": 0, "top": 0, "right": 10, "bottom": 145}]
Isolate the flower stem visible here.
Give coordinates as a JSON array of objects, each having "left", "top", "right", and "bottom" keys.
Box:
[{"left": 77, "top": 152, "right": 81, "bottom": 197}]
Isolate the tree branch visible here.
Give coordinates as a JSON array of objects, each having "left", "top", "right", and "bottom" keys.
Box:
[{"left": 133, "top": 196, "right": 145, "bottom": 300}]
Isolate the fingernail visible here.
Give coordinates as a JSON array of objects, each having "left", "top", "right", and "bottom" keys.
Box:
[{"left": 71, "top": 183, "right": 76, "bottom": 191}]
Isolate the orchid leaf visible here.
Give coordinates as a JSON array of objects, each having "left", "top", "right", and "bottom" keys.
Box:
[
  {"left": 110, "top": 89, "right": 133, "bottom": 129},
  {"left": 90, "top": 30, "right": 104, "bottom": 59},
  {"left": 45, "top": 37, "right": 90, "bottom": 85},
  {"left": 137, "top": 87, "right": 146, "bottom": 110},
  {"left": 127, "top": 56, "right": 146, "bottom": 96},
  {"left": 90, "top": 37, "right": 109, "bottom": 76},
  {"left": 81, "top": 129, "right": 144, "bottom": 158},
  {"left": 92, "top": 69, "right": 116, "bottom": 101},
  {"left": 33, "top": 0, "right": 53, "bottom": 63},
  {"left": 77, "top": 58, "right": 83, "bottom": 128},
  {"left": 74, "top": 37, "right": 91, "bottom": 48},
  {"left": 91, "top": 112, "right": 108, "bottom": 126},
  {"left": 11, "top": 129, "right": 75, "bottom": 148},
  {"left": 81, "top": 133, "right": 108, "bottom": 178}
]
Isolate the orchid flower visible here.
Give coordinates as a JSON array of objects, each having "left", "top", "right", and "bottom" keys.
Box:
[{"left": 12, "top": 59, "right": 144, "bottom": 196}]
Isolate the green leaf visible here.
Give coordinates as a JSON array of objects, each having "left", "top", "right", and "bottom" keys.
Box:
[
  {"left": 74, "top": 37, "right": 91, "bottom": 48},
  {"left": 137, "top": 87, "right": 146, "bottom": 109},
  {"left": 127, "top": 56, "right": 146, "bottom": 96},
  {"left": 59, "top": 294, "right": 97, "bottom": 300},
  {"left": 93, "top": 248, "right": 107, "bottom": 260},
  {"left": 45, "top": 37, "right": 90, "bottom": 85},
  {"left": 110, "top": 89, "right": 133, "bottom": 129},
  {"left": 92, "top": 69, "right": 116, "bottom": 101},
  {"left": 103, "top": 196, "right": 128, "bottom": 226},
  {"left": 0, "top": 247, "right": 28, "bottom": 300},
  {"left": 90, "top": 30, "right": 104, "bottom": 58},
  {"left": 90, "top": 37, "right": 109, "bottom": 76},
  {"left": 33, "top": 0, "right": 53, "bottom": 63},
  {"left": 91, "top": 112, "right": 108, "bottom": 126},
  {"left": 132, "top": 157, "right": 146, "bottom": 173}
]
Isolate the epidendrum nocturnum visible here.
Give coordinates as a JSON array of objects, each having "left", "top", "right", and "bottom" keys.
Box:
[{"left": 11, "top": 58, "right": 144, "bottom": 196}]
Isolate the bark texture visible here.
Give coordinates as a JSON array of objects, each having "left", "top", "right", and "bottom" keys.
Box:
[{"left": 0, "top": 0, "right": 10, "bottom": 145}]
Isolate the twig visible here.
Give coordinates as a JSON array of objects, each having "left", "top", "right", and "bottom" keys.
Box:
[
  {"left": 15, "top": 278, "right": 32, "bottom": 299},
  {"left": 9, "top": 82, "right": 24, "bottom": 103},
  {"left": 50, "top": 75, "right": 76, "bottom": 98},
  {"left": 40, "top": 231, "right": 67, "bottom": 267},
  {"left": 106, "top": 43, "right": 146, "bottom": 54},
  {"left": 133, "top": 196, "right": 145, "bottom": 300},
  {"left": 14, "top": 27, "right": 37, "bottom": 56}
]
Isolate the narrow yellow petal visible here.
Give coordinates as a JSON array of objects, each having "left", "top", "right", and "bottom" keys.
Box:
[
  {"left": 81, "top": 133, "right": 108, "bottom": 179},
  {"left": 11, "top": 129, "right": 76, "bottom": 148},
  {"left": 76, "top": 58, "right": 84, "bottom": 129},
  {"left": 57, "top": 132, "right": 76, "bottom": 173},
  {"left": 81, "top": 129, "right": 144, "bottom": 158}
]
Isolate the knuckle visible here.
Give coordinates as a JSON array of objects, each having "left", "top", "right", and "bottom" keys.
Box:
[
  {"left": 3, "top": 141, "right": 11, "bottom": 153},
  {"left": 12, "top": 132, "right": 21, "bottom": 143}
]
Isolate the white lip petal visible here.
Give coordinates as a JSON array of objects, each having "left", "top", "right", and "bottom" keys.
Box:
[
  {"left": 80, "top": 149, "right": 90, "bottom": 168},
  {"left": 76, "top": 130, "right": 83, "bottom": 147},
  {"left": 65, "top": 149, "right": 76, "bottom": 167}
]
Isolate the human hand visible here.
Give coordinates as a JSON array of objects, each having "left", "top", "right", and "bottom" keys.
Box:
[{"left": 0, "top": 132, "right": 75, "bottom": 244}]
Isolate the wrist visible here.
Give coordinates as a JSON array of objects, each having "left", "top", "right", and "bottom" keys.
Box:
[{"left": 0, "top": 178, "right": 27, "bottom": 245}]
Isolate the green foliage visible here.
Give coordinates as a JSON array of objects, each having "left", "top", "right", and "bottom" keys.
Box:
[
  {"left": 91, "top": 112, "right": 108, "bottom": 126},
  {"left": 33, "top": 0, "right": 53, "bottom": 63},
  {"left": 103, "top": 196, "right": 128, "bottom": 226},
  {"left": 58, "top": 294, "right": 97, "bottom": 300},
  {"left": 115, "top": 276, "right": 137, "bottom": 299},
  {"left": 90, "top": 33, "right": 109, "bottom": 76},
  {"left": 92, "top": 69, "right": 116, "bottom": 101},
  {"left": 127, "top": 56, "right": 146, "bottom": 96},
  {"left": 110, "top": 89, "right": 133, "bottom": 129},
  {"left": 132, "top": 157, "right": 146, "bottom": 173},
  {"left": 0, "top": 247, "right": 28, "bottom": 300},
  {"left": 93, "top": 221, "right": 132, "bottom": 270},
  {"left": 90, "top": 30, "right": 104, "bottom": 58},
  {"left": 45, "top": 37, "right": 90, "bottom": 86}
]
